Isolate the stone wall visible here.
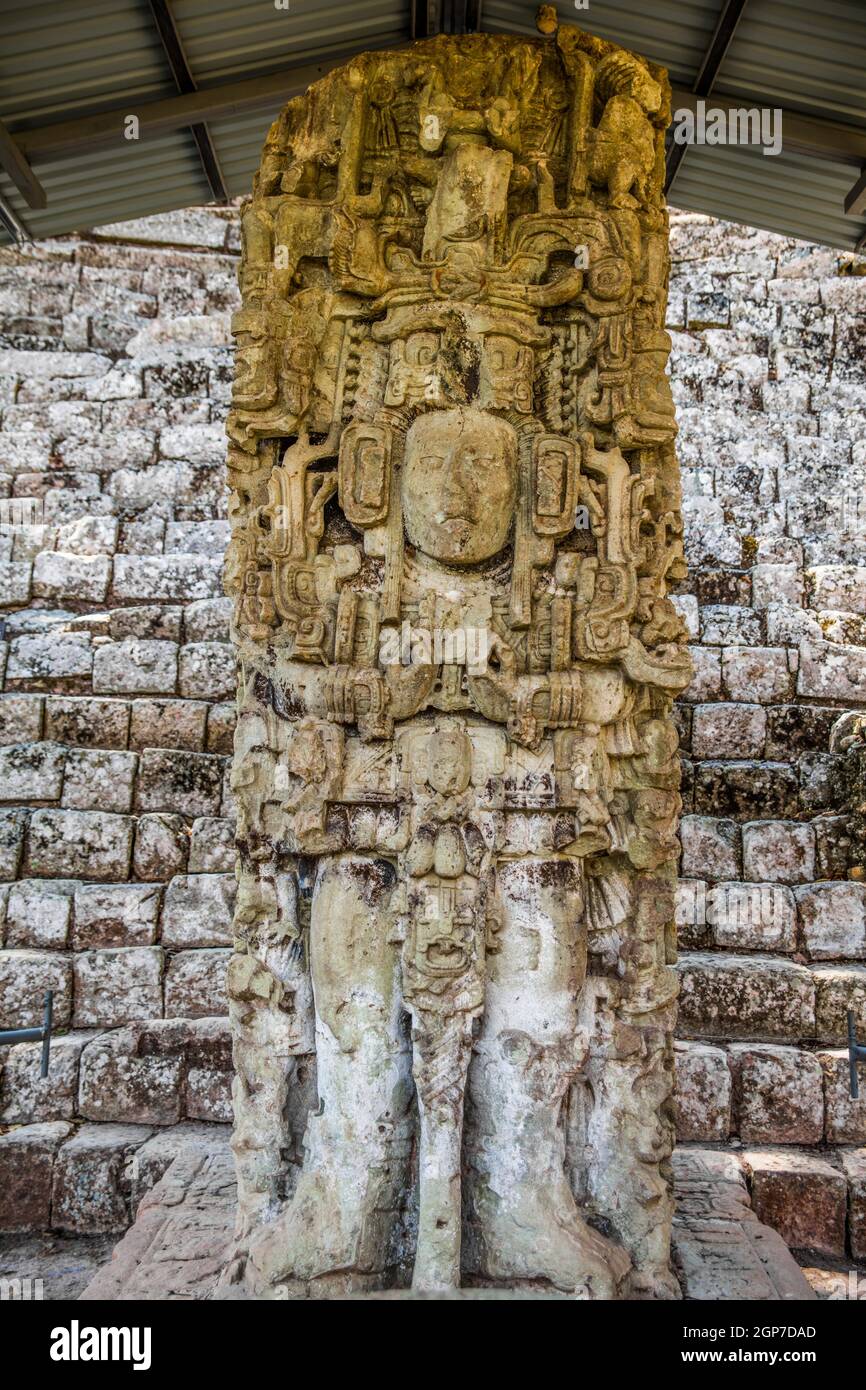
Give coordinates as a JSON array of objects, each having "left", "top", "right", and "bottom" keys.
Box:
[{"left": 0, "top": 205, "right": 864, "bottom": 1262}]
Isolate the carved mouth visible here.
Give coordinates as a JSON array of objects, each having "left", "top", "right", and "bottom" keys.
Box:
[{"left": 425, "top": 940, "right": 468, "bottom": 973}]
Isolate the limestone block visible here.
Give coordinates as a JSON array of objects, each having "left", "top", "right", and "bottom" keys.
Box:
[
  {"left": 807, "top": 565, "right": 866, "bottom": 614},
  {"left": 5, "top": 878, "right": 78, "bottom": 949},
  {"left": 679, "top": 814, "right": 740, "bottom": 879},
  {"left": 112, "top": 553, "right": 223, "bottom": 603},
  {"left": 0, "top": 1122, "right": 72, "bottom": 1232},
  {"left": 93, "top": 638, "right": 178, "bottom": 696},
  {"left": 0, "top": 740, "right": 65, "bottom": 802},
  {"left": 44, "top": 695, "right": 130, "bottom": 749},
  {"left": 691, "top": 702, "right": 765, "bottom": 759},
  {"left": 682, "top": 645, "right": 721, "bottom": 701},
  {"left": 110, "top": 604, "right": 181, "bottom": 642},
  {"left": 694, "top": 760, "right": 799, "bottom": 819},
  {"left": 699, "top": 604, "right": 761, "bottom": 646},
  {"left": 51, "top": 1123, "right": 153, "bottom": 1233},
  {"left": 841, "top": 1150, "right": 866, "bottom": 1260},
  {"left": 751, "top": 563, "right": 804, "bottom": 608},
  {"left": 183, "top": 596, "right": 231, "bottom": 642},
  {"left": 161, "top": 874, "right": 235, "bottom": 948},
  {"left": 188, "top": 817, "right": 235, "bottom": 873},
  {"left": 0, "top": 559, "right": 33, "bottom": 606},
  {"left": 26, "top": 808, "right": 133, "bottom": 881},
  {"left": 795, "top": 882, "right": 866, "bottom": 960},
  {"left": 676, "top": 953, "right": 815, "bottom": 1042},
  {"left": 205, "top": 701, "right": 236, "bottom": 754},
  {"left": 742, "top": 820, "right": 816, "bottom": 884},
  {"left": 160, "top": 423, "right": 225, "bottom": 464},
  {"left": 706, "top": 881, "right": 797, "bottom": 953},
  {"left": 165, "top": 519, "right": 230, "bottom": 554},
  {"left": 32, "top": 551, "right": 111, "bottom": 604},
  {"left": 744, "top": 1149, "right": 846, "bottom": 1257},
  {"left": 77, "top": 1025, "right": 184, "bottom": 1125},
  {"left": 729, "top": 1044, "right": 824, "bottom": 1144},
  {"left": 722, "top": 646, "right": 792, "bottom": 703},
  {"left": 674, "top": 1041, "right": 731, "bottom": 1141},
  {"left": 0, "top": 693, "right": 44, "bottom": 744},
  {"left": 817, "top": 1051, "right": 866, "bottom": 1144},
  {"left": 135, "top": 748, "right": 224, "bottom": 818},
  {"left": 798, "top": 640, "right": 866, "bottom": 701},
  {"left": 54, "top": 515, "right": 119, "bottom": 555},
  {"left": 72, "top": 946, "right": 164, "bottom": 1027},
  {"left": 813, "top": 965, "right": 866, "bottom": 1045},
  {"left": 133, "top": 812, "right": 189, "bottom": 881},
  {"left": 6, "top": 631, "right": 93, "bottom": 685},
  {"left": 129, "top": 697, "right": 207, "bottom": 751},
  {"left": 183, "top": 1018, "right": 233, "bottom": 1122},
  {"left": 0, "top": 948, "right": 72, "bottom": 1027},
  {"left": 164, "top": 948, "right": 230, "bottom": 1019},
  {"left": 72, "top": 882, "right": 162, "bottom": 949},
  {"left": 178, "top": 642, "right": 236, "bottom": 700},
  {"left": 0, "top": 808, "right": 28, "bottom": 879},
  {"left": 0, "top": 1031, "right": 96, "bottom": 1124},
  {"left": 62, "top": 748, "right": 138, "bottom": 813}
]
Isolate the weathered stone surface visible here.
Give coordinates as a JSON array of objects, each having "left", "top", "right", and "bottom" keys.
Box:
[
  {"left": 161, "top": 874, "right": 235, "bottom": 947},
  {"left": 841, "top": 1149, "right": 866, "bottom": 1261},
  {"left": 72, "top": 946, "right": 164, "bottom": 1027},
  {"left": 817, "top": 1050, "right": 866, "bottom": 1144},
  {"left": 0, "top": 948, "right": 72, "bottom": 1028},
  {"left": 0, "top": 693, "right": 44, "bottom": 744},
  {"left": 742, "top": 819, "right": 815, "bottom": 884},
  {"left": 674, "top": 1041, "right": 731, "bottom": 1141},
  {"left": 0, "top": 1030, "right": 97, "bottom": 1124},
  {"left": 26, "top": 808, "right": 133, "bottom": 881},
  {"left": 813, "top": 964, "right": 866, "bottom": 1045},
  {"left": 33, "top": 551, "right": 110, "bottom": 603},
  {"left": 4, "top": 877, "right": 77, "bottom": 949},
  {"left": 743, "top": 1149, "right": 847, "bottom": 1257},
  {"left": 0, "top": 740, "right": 65, "bottom": 802},
  {"left": 178, "top": 642, "right": 236, "bottom": 700},
  {"left": 798, "top": 639, "right": 866, "bottom": 700},
  {"left": 44, "top": 694, "right": 130, "bottom": 749},
  {"left": 0, "top": 808, "right": 28, "bottom": 879},
  {"left": 135, "top": 748, "right": 223, "bottom": 817},
  {"left": 51, "top": 1123, "right": 153, "bottom": 1233},
  {"left": 0, "top": 1122, "right": 72, "bottom": 1232},
  {"left": 132, "top": 812, "right": 189, "bottom": 880},
  {"left": 691, "top": 702, "right": 766, "bottom": 759},
  {"left": 795, "top": 882, "right": 866, "bottom": 960},
  {"left": 164, "top": 948, "right": 230, "bottom": 1018},
  {"left": 93, "top": 639, "right": 178, "bottom": 696},
  {"left": 78, "top": 1025, "right": 184, "bottom": 1125},
  {"left": 188, "top": 816, "right": 235, "bottom": 873},
  {"left": 677, "top": 953, "right": 815, "bottom": 1042},
  {"left": 129, "top": 696, "right": 207, "bottom": 751},
  {"left": 72, "top": 882, "right": 162, "bottom": 949},
  {"left": 679, "top": 815, "right": 740, "bottom": 879},
  {"left": 61, "top": 748, "right": 138, "bottom": 812},
  {"left": 729, "top": 1044, "right": 824, "bottom": 1144}
]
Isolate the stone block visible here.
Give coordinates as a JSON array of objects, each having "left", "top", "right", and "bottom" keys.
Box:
[
  {"left": 0, "top": 693, "right": 43, "bottom": 744},
  {"left": 742, "top": 820, "right": 816, "bottom": 885},
  {"left": 6, "top": 631, "right": 92, "bottom": 686},
  {"left": 161, "top": 874, "right": 235, "bottom": 948},
  {"left": 0, "top": 740, "right": 65, "bottom": 802},
  {"left": 818, "top": 1050, "right": 866, "bottom": 1144},
  {"left": 132, "top": 812, "right": 189, "bottom": 881},
  {"left": 135, "top": 748, "right": 223, "bottom": 818},
  {"left": 0, "top": 559, "right": 33, "bottom": 606},
  {"left": 691, "top": 702, "right": 765, "bottom": 759},
  {"left": 813, "top": 965, "right": 866, "bottom": 1045},
  {"left": 807, "top": 565, "right": 866, "bottom": 615},
  {"left": 205, "top": 701, "right": 235, "bottom": 754},
  {"left": 694, "top": 760, "right": 799, "bottom": 819},
  {"left": 751, "top": 563, "right": 804, "bottom": 608},
  {"left": 0, "top": 1122, "right": 72, "bottom": 1232},
  {"left": 744, "top": 1149, "right": 846, "bottom": 1257},
  {"left": 677, "top": 953, "right": 815, "bottom": 1042},
  {"left": 44, "top": 695, "right": 130, "bottom": 749},
  {"left": 26, "top": 808, "right": 133, "bottom": 881},
  {"left": 93, "top": 639, "right": 178, "bottom": 696},
  {"left": 795, "top": 882, "right": 866, "bottom": 961},
  {"left": 722, "top": 646, "right": 792, "bottom": 703},
  {"left": 164, "top": 949, "right": 230, "bottom": 1018},
  {"left": 183, "top": 596, "right": 231, "bottom": 642},
  {"left": 679, "top": 815, "right": 740, "bottom": 879},
  {"left": 72, "top": 946, "right": 164, "bottom": 1027},
  {"left": 188, "top": 817, "right": 235, "bottom": 873},
  {"left": 0, "top": 1030, "right": 96, "bottom": 1124},
  {"left": 109, "top": 604, "right": 181, "bottom": 642},
  {"left": 77, "top": 1025, "right": 184, "bottom": 1125},
  {"left": 682, "top": 645, "right": 721, "bottom": 702},
  {"left": 5, "top": 878, "right": 77, "bottom": 949},
  {"left": 72, "top": 882, "right": 162, "bottom": 949},
  {"left": 699, "top": 604, "right": 761, "bottom": 646},
  {"left": 674, "top": 1040, "right": 731, "bottom": 1142},
  {"left": 0, "top": 808, "right": 28, "bottom": 879},
  {"left": 730, "top": 1044, "right": 824, "bottom": 1144},
  {"left": 706, "top": 881, "right": 797, "bottom": 953},
  {"left": 0, "top": 949, "right": 73, "bottom": 1028},
  {"left": 112, "top": 553, "right": 223, "bottom": 603},
  {"left": 32, "top": 551, "right": 110, "bottom": 603},
  {"left": 798, "top": 640, "right": 866, "bottom": 701},
  {"left": 841, "top": 1150, "right": 866, "bottom": 1260},
  {"left": 178, "top": 642, "right": 236, "bottom": 700},
  {"left": 61, "top": 748, "right": 138, "bottom": 813},
  {"left": 51, "top": 1123, "right": 153, "bottom": 1233},
  {"left": 129, "top": 697, "right": 207, "bottom": 751}
]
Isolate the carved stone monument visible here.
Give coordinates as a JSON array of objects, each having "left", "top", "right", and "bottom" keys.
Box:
[{"left": 223, "top": 8, "right": 692, "bottom": 1299}]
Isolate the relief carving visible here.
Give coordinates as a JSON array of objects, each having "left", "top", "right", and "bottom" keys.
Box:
[{"left": 223, "top": 7, "right": 691, "bottom": 1300}]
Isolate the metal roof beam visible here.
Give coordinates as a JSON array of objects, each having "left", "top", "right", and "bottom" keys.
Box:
[
  {"left": 844, "top": 166, "right": 866, "bottom": 218},
  {"left": 0, "top": 117, "right": 47, "bottom": 209},
  {"left": 411, "top": 0, "right": 482, "bottom": 37},
  {"left": 146, "top": 0, "right": 228, "bottom": 204},
  {"left": 666, "top": 0, "right": 750, "bottom": 195},
  {"left": 14, "top": 52, "right": 402, "bottom": 161}
]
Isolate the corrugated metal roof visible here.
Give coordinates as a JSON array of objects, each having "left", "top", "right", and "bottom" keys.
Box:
[{"left": 0, "top": 0, "right": 864, "bottom": 251}]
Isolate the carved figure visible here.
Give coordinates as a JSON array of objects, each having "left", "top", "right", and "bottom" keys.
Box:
[{"left": 223, "top": 9, "right": 691, "bottom": 1300}]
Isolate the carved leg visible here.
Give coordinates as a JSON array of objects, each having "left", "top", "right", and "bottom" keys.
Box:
[
  {"left": 246, "top": 854, "right": 413, "bottom": 1295},
  {"left": 466, "top": 858, "right": 631, "bottom": 1298}
]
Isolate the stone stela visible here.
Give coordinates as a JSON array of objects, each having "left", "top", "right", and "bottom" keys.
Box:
[{"left": 222, "top": 6, "right": 692, "bottom": 1299}]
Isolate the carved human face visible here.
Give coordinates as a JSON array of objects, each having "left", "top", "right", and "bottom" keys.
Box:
[{"left": 402, "top": 408, "right": 517, "bottom": 564}]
